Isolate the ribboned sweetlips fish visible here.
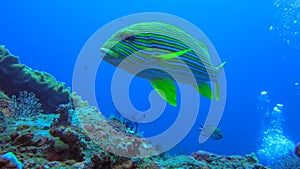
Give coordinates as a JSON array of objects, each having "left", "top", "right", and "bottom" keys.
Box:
[{"left": 100, "top": 22, "right": 226, "bottom": 106}]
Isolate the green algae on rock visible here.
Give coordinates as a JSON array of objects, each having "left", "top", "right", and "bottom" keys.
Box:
[{"left": 0, "top": 45, "right": 70, "bottom": 113}]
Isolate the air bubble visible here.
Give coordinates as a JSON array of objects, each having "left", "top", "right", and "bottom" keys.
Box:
[
  {"left": 261, "top": 91, "right": 268, "bottom": 95},
  {"left": 271, "top": 0, "right": 300, "bottom": 49}
]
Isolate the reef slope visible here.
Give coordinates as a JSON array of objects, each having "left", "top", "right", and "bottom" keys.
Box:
[{"left": 0, "top": 46, "right": 269, "bottom": 169}]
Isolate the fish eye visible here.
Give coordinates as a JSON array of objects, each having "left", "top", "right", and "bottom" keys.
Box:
[
  {"left": 124, "top": 35, "right": 135, "bottom": 42},
  {"left": 118, "top": 31, "right": 136, "bottom": 42}
]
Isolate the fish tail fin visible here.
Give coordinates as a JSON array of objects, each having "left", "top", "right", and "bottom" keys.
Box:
[
  {"left": 197, "top": 124, "right": 204, "bottom": 131},
  {"left": 194, "top": 62, "right": 226, "bottom": 100}
]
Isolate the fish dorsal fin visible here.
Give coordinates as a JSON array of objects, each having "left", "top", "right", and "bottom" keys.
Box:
[
  {"left": 154, "top": 48, "right": 192, "bottom": 61},
  {"left": 195, "top": 83, "right": 213, "bottom": 100},
  {"left": 150, "top": 79, "right": 177, "bottom": 106},
  {"left": 217, "top": 61, "right": 226, "bottom": 70}
]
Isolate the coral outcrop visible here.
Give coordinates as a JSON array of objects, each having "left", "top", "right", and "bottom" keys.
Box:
[
  {"left": 0, "top": 99, "right": 269, "bottom": 169},
  {"left": 0, "top": 152, "right": 23, "bottom": 169},
  {"left": 0, "top": 46, "right": 269, "bottom": 168},
  {"left": 0, "top": 45, "right": 70, "bottom": 113}
]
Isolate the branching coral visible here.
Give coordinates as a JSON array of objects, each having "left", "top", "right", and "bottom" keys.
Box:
[{"left": 11, "top": 91, "right": 43, "bottom": 117}]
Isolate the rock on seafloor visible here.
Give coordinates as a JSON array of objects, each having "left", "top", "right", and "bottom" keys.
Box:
[
  {"left": 0, "top": 45, "right": 269, "bottom": 169},
  {"left": 0, "top": 45, "right": 70, "bottom": 113}
]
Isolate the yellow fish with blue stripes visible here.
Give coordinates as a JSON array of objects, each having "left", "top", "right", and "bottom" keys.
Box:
[{"left": 101, "top": 22, "right": 225, "bottom": 106}]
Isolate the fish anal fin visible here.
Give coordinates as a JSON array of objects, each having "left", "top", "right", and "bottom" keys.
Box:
[
  {"left": 150, "top": 79, "right": 177, "bottom": 106},
  {"left": 195, "top": 83, "right": 213, "bottom": 100}
]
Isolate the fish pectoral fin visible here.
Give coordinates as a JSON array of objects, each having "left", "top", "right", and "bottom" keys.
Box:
[
  {"left": 154, "top": 48, "right": 192, "bottom": 61},
  {"left": 150, "top": 79, "right": 177, "bottom": 106},
  {"left": 195, "top": 83, "right": 213, "bottom": 100}
]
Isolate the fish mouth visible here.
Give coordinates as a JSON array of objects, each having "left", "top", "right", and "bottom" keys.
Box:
[
  {"left": 100, "top": 47, "right": 109, "bottom": 54},
  {"left": 100, "top": 47, "right": 109, "bottom": 57},
  {"left": 100, "top": 48, "right": 106, "bottom": 58},
  {"left": 100, "top": 47, "right": 119, "bottom": 59}
]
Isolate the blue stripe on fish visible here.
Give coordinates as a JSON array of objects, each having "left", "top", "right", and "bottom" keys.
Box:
[{"left": 101, "top": 22, "right": 225, "bottom": 104}]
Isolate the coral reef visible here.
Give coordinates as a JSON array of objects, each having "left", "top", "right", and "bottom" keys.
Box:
[
  {"left": 75, "top": 106, "right": 158, "bottom": 158},
  {"left": 0, "top": 99, "right": 269, "bottom": 169},
  {"left": 154, "top": 151, "right": 268, "bottom": 169},
  {"left": 0, "top": 45, "right": 70, "bottom": 113},
  {"left": 108, "top": 114, "right": 139, "bottom": 136},
  {"left": 0, "top": 97, "right": 14, "bottom": 132},
  {"left": 11, "top": 91, "right": 43, "bottom": 117},
  {"left": 51, "top": 103, "right": 73, "bottom": 127},
  {"left": 49, "top": 125, "right": 87, "bottom": 162},
  {"left": 0, "top": 156, "right": 20, "bottom": 169},
  {"left": 0, "top": 152, "right": 23, "bottom": 169},
  {"left": 296, "top": 142, "right": 300, "bottom": 158},
  {"left": 0, "top": 110, "right": 6, "bottom": 132},
  {"left": 0, "top": 46, "right": 269, "bottom": 168}
]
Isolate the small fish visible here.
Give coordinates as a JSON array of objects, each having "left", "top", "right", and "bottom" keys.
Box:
[
  {"left": 101, "top": 22, "right": 225, "bottom": 106},
  {"left": 197, "top": 125, "right": 223, "bottom": 140}
]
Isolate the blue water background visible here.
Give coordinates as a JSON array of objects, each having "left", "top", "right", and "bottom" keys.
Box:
[{"left": 1, "top": 0, "right": 300, "bottom": 156}]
